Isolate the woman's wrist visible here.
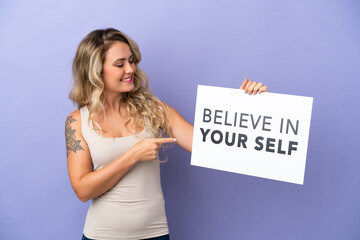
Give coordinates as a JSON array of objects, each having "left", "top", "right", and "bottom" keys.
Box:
[{"left": 122, "top": 147, "right": 139, "bottom": 165}]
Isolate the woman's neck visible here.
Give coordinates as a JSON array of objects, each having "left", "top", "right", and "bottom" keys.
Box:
[{"left": 103, "top": 91, "right": 124, "bottom": 112}]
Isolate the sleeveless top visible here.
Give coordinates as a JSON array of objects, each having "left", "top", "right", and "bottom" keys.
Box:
[{"left": 80, "top": 106, "right": 169, "bottom": 240}]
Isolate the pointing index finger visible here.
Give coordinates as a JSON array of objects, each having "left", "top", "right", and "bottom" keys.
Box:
[{"left": 154, "top": 138, "right": 177, "bottom": 144}]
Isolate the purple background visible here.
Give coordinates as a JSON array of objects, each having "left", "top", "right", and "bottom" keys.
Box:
[{"left": 1, "top": 0, "right": 359, "bottom": 239}]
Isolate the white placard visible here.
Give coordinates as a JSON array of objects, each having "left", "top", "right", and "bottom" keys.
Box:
[{"left": 191, "top": 85, "right": 313, "bottom": 184}]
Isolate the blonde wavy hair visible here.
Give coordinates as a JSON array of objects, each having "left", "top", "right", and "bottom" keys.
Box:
[{"left": 69, "top": 28, "right": 171, "bottom": 138}]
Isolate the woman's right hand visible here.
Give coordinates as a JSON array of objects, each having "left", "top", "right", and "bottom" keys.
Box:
[{"left": 130, "top": 138, "right": 176, "bottom": 162}]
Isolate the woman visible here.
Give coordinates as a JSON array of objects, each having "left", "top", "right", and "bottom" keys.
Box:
[{"left": 65, "top": 28, "right": 267, "bottom": 240}]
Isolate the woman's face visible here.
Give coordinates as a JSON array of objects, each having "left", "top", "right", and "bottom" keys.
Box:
[{"left": 102, "top": 41, "right": 136, "bottom": 94}]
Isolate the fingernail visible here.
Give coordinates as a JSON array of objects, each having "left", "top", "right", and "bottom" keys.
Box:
[{"left": 173, "top": 139, "right": 177, "bottom": 142}]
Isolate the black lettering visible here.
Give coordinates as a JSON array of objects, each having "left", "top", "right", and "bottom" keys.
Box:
[
  {"left": 251, "top": 115, "right": 261, "bottom": 129},
  {"left": 277, "top": 139, "right": 286, "bottom": 154},
  {"left": 203, "top": 108, "right": 212, "bottom": 123},
  {"left": 254, "top": 136, "right": 264, "bottom": 151},
  {"left": 214, "top": 110, "right": 222, "bottom": 125},
  {"left": 286, "top": 119, "right": 299, "bottom": 135},
  {"left": 211, "top": 130, "right": 223, "bottom": 144},
  {"left": 288, "top": 141, "right": 298, "bottom": 155},
  {"left": 224, "top": 111, "right": 232, "bottom": 126},
  {"left": 225, "top": 132, "right": 236, "bottom": 146},
  {"left": 262, "top": 116, "right": 272, "bottom": 131},
  {"left": 237, "top": 134, "right": 248, "bottom": 148},
  {"left": 239, "top": 113, "right": 249, "bottom": 128},
  {"left": 266, "top": 138, "right": 275, "bottom": 152},
  {"left": 200, "top": 128, "right": 210, "bottom": 142},
  {"left": 234, "top": 112, "right": 238, "bottom": 127}
]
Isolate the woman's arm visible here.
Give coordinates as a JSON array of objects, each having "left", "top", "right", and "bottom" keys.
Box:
[
  {"left": 66, "top": 110, "right": 174, "bottom": 202},
  {"left": 166, "top": 104, "right": 194, "bottom": 153}
]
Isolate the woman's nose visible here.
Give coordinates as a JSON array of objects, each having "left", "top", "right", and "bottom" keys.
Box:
[{"left": 125, "top": 62, "right": 135, "bottom": 74}]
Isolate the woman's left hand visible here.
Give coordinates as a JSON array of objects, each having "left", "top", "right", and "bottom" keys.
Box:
[{"left": 240, "top": 77, "right": 268, "bottom": 95}]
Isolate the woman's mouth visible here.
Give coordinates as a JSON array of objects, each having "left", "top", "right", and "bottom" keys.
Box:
[{"left": 120, "top": 77, "right": 133, "bottom": 83}]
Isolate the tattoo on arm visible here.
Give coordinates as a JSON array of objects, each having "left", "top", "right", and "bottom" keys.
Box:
[{"left": 65, "top": 116, "right": 84, "bottom": 155}]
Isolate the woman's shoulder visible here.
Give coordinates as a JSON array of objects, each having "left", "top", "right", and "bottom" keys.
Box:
[
  {"left": 65, "top": 109, "right": 83, "bottom": 130},
  {"left": 66, "top": 105, "right": 89, "bottom": 120},
  {"left": 66, "top": 109, "right": 81, "bottom": 120}
]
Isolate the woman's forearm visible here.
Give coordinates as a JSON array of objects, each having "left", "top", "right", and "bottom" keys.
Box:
[{"left": 75, "top": 151, "right": 137, "bottom": 202}]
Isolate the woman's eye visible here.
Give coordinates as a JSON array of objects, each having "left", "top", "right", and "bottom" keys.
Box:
[{"left": 115, "top": 57, "right": 134, "bottom": 67}]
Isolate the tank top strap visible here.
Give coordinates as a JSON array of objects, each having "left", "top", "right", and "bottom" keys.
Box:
[
  {"left": 80, "top": 106, "right": 101, "bottom": 145},
  {"left": 143, "top": 116, "right": 151, "bottom": 131}
]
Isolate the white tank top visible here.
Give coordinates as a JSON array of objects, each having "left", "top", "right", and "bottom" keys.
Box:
[{"left": 80, "top": 106, "right": 169, "bottom": 240}]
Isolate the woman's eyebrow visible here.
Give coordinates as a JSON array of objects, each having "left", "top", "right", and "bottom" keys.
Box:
[{"left": 113, "top": 55, "right": 134, "bottom": 63}]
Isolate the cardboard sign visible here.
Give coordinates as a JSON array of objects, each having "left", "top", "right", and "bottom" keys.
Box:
[{"left": 191, "top": 85, "right": 313, "bottom": 184}]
